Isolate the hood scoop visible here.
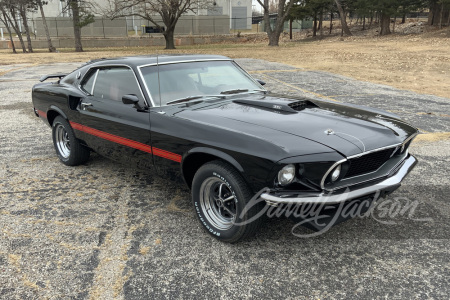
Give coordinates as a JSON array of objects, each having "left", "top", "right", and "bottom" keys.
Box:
[{"left": 233, "top": 98, "right": 318, "bottom": 113}]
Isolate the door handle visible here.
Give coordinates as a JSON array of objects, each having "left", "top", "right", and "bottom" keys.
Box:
[{"left": 80, "top": 102, "right": 93, "bottom": 110}]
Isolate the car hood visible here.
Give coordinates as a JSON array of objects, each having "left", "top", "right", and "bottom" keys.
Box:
[{"left": 174, "top": 94, "right": 417, "bottom": 157}]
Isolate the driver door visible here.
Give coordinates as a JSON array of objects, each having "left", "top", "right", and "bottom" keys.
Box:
[{"left": 76, "top": 66, "right": 153, "bottom": 170}]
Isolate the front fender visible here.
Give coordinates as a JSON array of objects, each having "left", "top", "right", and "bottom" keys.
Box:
[{"left": 185, "top": 147, "right": 244, "bottom": 173}]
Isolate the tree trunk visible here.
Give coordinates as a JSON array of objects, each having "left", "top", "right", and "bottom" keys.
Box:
[
  {"left": 369, "top": 14, "right": 373, "bottom": 29},
  {"left": 428, "top": 2, "right": 436, "bottom": 25},
  {"left": 402, "top": 13, "right": 406, "bottom": 24},
  {"left": 269, "top": 16, "right": 286, "bottom": 46},
  {"left": 313, "top": 14, "right": 317, "bottom": 37},
  {"left": 7, "top": 25, "right": 16, "bottom": 53},
  {"left": 38, "top": 0, "right": 56, "bottom": 52},
  {"left": 329, "top": 12, "right": 333, "bottom": 34},
  {"left": 19, "top": 5, "right": 33, "bottom": 53},
  {"left": 262, "top": 0, "right": 271, "bottom": 34},
  {"left": 164, "top": 28, "right": 175, "bottom": 49},
  {"left": 257, "top": 0, "right": 294, "bottom": 46},
  {"left": 363, "top": 16, "right": 366, "bottom": 30},
  {"left": 289, "top": 19, "right": 292, "bottom": 40},
  {"left": 69, "top": 0, "right": 83, "bottom": 52},
  {"left": 7, "top": 8, "right": 27, "bottom": 52},
  {"left": 319, "top": 10, "right": 324, "bottom": 36},
  {"left": 15, "top": 29, "right": 27, "bottom": 53},
  {"left": 334, "top": 0, "right": 352, "bottom": 36},
  {"left": 447, "top": 9, "right": 450, "bottom": 27},
  {"left": 439, "top": 3, "right": 444, "bottom": 29},
  {"left": 268, "top": 30, "right": 282, "bottom": 46},
  {"left": 1, "top": 11, "right": 16, "bottom": 54},
  {"left": 380, "top": 12, "right": 391, "bottom": 35}
]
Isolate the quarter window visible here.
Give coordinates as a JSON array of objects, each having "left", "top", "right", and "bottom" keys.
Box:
[{"left": 81, "top": 70, "right": 96, "bottom": 95}]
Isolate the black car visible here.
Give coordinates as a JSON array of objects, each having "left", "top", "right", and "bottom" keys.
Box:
[{"left": 32, "top": 55, "right": 418, "bottom": 242}]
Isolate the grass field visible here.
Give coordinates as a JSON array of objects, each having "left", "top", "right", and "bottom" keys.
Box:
[{"left": 1, "top": 30, "right": 449, "bottom": 99}]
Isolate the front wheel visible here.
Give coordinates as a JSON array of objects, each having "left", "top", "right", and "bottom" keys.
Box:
[
  {"left": 192, "top": 160, "right": 264, "bottom": 243},
  {"left": 52, "top": 116, "right": 90, "bottom": 166}
]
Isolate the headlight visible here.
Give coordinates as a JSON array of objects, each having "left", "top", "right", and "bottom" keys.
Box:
[
  {"left": 330, "top": 164, "right": 341, "bottom": 182},
  {"left": 278, "top": 164, "right": 295, "bottom": 186}
]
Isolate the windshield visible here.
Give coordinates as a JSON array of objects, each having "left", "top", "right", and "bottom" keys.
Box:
[{"left": 139, "top": 60, "right": 263, "bottom": 107}]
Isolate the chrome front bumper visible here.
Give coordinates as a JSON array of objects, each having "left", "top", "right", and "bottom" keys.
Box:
[{"left": 261, "top": 155, "right": 417, "bottom": 206}]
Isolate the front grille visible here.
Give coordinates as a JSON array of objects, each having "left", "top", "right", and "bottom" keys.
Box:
[{"left": 344, "top": 148, "right": 395, "bottom": 178}]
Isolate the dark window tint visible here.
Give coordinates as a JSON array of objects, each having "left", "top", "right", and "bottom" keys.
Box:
[
  {"left": 81, "top": 70, "right": 96, "bottom": 94},
  {"left": 93, "top": 67, "right": 142, "bottom": 101}
]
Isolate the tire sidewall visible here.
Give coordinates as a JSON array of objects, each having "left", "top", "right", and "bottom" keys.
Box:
[
  {"left": 192, "top": 163, "right": 252, "bottom": 241},
  {"left": 52, "top": 117, "right": 75, "bottom": 165}
]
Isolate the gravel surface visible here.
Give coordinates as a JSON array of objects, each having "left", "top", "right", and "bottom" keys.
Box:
[{"left": 0, "top": 59, "right": 449, "bottom": 299}]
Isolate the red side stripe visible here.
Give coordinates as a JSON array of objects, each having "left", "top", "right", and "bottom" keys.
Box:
[
  {"left": 69, "top": 121, "right": 182, "bottom": 163},
  {"left": 37, "top": 110, "right": 47, "bottom": 119},
  {"left": 153, "top": 148, "right": 182, "bottom": 163}
]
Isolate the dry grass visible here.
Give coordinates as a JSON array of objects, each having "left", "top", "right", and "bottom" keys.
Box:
[
  {"left": 1, "top": 29, "right": 449, "bottom": 98},
  {"left": 414, "top": 132, "right": 450, "bottom": 143}
]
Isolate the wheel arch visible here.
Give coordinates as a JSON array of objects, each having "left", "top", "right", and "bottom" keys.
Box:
[
  {"left": 46, "top": 106, "right": 68, "bottom": 126},
  {"left": 181, "top": 147, "right": 245, "bottom": 189}
]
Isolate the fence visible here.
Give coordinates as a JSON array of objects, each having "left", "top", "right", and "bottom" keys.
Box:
[
  {"left": 29, "top": 15, "right": 257, "bottom": 38},
  {"left": 32, "top": 17, "right": 127, "bottom": 38},
  {"left": 0, "top": 16, "right": 315, "bottom": 41}
]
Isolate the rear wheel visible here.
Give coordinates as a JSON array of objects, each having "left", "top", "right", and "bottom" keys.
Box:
[
  {"left": 52, "top": 116, "right": 90, "bottom": 166},
  {"left": 192, "top": 160, "right": 264, "bottom": 243}
]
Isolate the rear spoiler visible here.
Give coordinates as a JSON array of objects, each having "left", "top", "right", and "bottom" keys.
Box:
[{"left": 39, "top": 74, "right": 67, "bottom": 82}]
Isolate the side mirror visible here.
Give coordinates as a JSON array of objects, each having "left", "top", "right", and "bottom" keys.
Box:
[
  {"left": 256, "top": 79, "right": 266, "bottom": 86},
  {"left": 122, "top": 94, "right": 139, "bottom": 105},
  {"left": 122, "top": 94, "right": 148, "bottom": 112}
]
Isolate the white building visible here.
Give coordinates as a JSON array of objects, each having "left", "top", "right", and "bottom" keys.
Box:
[
  {"left": 204, "top": 0, "right": 252, "bottom": 29},
  {"left": 30, "top": 0, "right": 252, "bottom": 30}
]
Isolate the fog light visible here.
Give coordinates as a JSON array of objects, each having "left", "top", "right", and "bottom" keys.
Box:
[
  {"left": 331, "top": 165, "right": 341, "bottom": 182},
  {"left": 278, "top": 164, "right": 295, "bottom": 186}
]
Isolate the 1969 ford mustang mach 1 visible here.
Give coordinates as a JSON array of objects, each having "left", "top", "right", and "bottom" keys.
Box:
[{"left": 32, "top": 55, "right": 418, "bottom": 242}]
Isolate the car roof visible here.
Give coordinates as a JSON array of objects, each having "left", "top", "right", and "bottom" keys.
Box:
[{"left": 88, "top": 54, "right": 231, "bottom": 68}]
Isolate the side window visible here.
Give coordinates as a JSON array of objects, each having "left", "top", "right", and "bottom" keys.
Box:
[
  {"left": 93, "top": 67, "right": 142, "bottom": 101},
  {"left": 80, "top": 70, "right": 97, "bottom": 95}
]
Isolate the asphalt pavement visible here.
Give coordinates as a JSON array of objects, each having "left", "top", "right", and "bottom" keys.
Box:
[{"left": 0, "top": 59, "right": 449, "bottom": 299}]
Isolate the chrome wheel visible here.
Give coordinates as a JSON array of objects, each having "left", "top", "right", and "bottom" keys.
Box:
[
  {"left": 55, "top": 123, "right": 70, "bottom": 158},
  {"left": 199, "top": 177, "right": 237, "bottom": 230}
]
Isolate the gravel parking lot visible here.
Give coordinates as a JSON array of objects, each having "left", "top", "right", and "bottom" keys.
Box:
[{"left": 1, "top": 59, "right": 449, "bottom": 299}]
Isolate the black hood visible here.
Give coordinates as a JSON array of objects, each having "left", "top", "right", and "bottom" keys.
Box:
[{"left": 174, "top": 94, "right": 417, "bottom": 158}]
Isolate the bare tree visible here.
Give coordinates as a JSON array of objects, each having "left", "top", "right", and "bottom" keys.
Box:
[
  {"left": 37, "top": 0, "right": 56, "bottom": 52},
  {"left": 18, "top": 0, "right": 33, "bottom": 52},
  {"left": 428, "top": 0, "right": 450, "bottom": 26},
  {"left": 106, "top": 0, "right": 214, "bottom": 49},
  {"left": 334, "top": 0, "right": 352, "bottom": 36},
  {"left": 64, "top": 0, "right": 95, "bottom": 52},
  {"left": 257, "top": 0, "right": 295, "bottom": 46},
  {"left": 379, "top": 10, "right": 391, "bottom": 35},
  {"left": 0, "top": 0, "right": 27, "bottom": 52},
  {"left": 0, "top": 8, "right": 16, "bottom": 53}
]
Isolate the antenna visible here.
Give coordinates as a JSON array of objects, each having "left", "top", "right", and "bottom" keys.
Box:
[{"left": 156, "top": 50, "right": 162, "bottom": 108}]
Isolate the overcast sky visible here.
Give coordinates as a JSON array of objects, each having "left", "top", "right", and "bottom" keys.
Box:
[{"left": 252, "top": 0, "right": 263, "bottom": 13}]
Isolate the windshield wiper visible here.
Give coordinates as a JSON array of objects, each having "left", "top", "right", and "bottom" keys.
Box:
[
  {"left": 166, "top": 95, "right": 224, "bottom": 106},
  {"left": 220, "top": 88, "right": 267, "bottom": 95},
  {"left": 253, "top": 89, "right": 267, "bottom": 93},
  {"left": 220, "top": 89, "right": 249, "bottom": 95},
  {"left": 166, "top": 96, "right": 203, "bottom": 105}
]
